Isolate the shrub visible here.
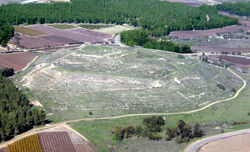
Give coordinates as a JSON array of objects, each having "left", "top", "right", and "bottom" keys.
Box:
[
  {"left": 217, "top": 83, "right": 226, "bottom": 90},
  {"left": 143, "top": 116, "right": 165, "bottom": 133},
  {"left": 113, "top": 127, "right": 124, "bottom": 141},
  {"left": 193, "top": 123, "right": 204, "bottom": 137},
  {"left": 135, "top": 126, "right": 143, "bottom": 136},
  {"left": 0, "top": 68, "right": 14, "bottom": 77}
]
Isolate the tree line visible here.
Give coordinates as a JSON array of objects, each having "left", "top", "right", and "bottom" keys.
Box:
[
  {"left": 0, "top": 0, "right": 238, "bottom": 47},
  {"left": 113, "top": 116, "right": 204, "bottom": 143},
  {"left": 217, "top": 2, "right": 250, "bottom": 16},
  {"left": 0, "top": 68, "right": 46, "bottom": 141},
  {"left": 0, "top": 21, "right": 14, "bottom": 47},
  {"left": 121, "top": 30, "right": 192, "bottom": 53}
]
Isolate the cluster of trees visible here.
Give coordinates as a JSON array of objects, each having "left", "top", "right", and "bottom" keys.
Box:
[
  {"left": 166, "top": 120, "right": 204, "bottom": 143},
  {"left": 217, "top": 2, "right": 250, "bottom": 16},
  {"left": 0, "top": 0, "right": 238, "bottom": 47},
  {"left": 0, "top": 21, "right": 14, "bottom": 46},
  {"left": 113, "top": 117, "right": 204, "bottom": 143},
  {"left": 0, "top": 69, "right": 46, "bottom": 141},
  {"left": 121, "top": 30, "right": 192, "bottom": 53},
  {"left": 0, "top": 68, "right": 14, "bottom": 77}
]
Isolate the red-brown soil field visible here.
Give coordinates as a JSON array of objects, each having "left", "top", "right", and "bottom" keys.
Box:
[
  {"left": 0, "top": 148, "right": 7, "bottom": 152},
  {"left": 10, "top": 25, "right": 112, "bottom": 50},
  {"left": 192, "top": 46, "right": 250, "bottom": 53},
  {"left": 38, "top": 132, "right": 76, "bottom": 152},
  {"left": 0, "top": 52, "right": 36, "bottom": 72},
  {"left": 199, "top": 133, "right": 250, "bottom": 152},
  {"left": 0, "top": 131, "right": 96, "bottom": 152},
  {"left": 170, "top": 25, "right": 250, "bottom": 38},
  {"left": 212, "top": 55, "right": 250, "bottom": 66}
]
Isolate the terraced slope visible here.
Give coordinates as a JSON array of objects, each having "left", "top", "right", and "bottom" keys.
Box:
[{"left": 16, "top": 44, "right": 242, "bottom": 122}]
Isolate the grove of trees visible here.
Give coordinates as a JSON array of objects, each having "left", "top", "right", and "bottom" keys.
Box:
[
  {"left": 113, "top": 117, "right": 204, "bottom": 143},
  {"left": 217, "top": 2, "right": 250, "bottom": 16},
  {"left": 121, "top": 30, "right": 192, "bottom": 53},
  {"left": 0, "top": 70, "right": 46, "bottom": 141},
  {"left": 0, "top": 0, "right": 238, "bottom": 47}
]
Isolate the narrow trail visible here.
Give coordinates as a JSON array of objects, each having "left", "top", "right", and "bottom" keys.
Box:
[{"left": 0, "top": 68, "right": 247, "bottom": 148}]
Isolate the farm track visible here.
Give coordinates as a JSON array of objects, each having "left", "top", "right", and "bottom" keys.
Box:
[{"left": 0, "top": 67, "right": 246, "bottom": 149}]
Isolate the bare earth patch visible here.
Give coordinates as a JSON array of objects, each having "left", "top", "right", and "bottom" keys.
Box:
[
  {"left": 199, "top": 133, "right": 250, "bottom": 152},
  {"left": 31, "top": 100, "right": 44, "bottom": 107}
]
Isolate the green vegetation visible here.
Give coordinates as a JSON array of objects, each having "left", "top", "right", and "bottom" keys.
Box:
[
  {"left": 113, "top": 117, "right": 204, "bottom": 143},
  {"left": 69, "top": 69, "right": 249, "bottom": 152},
  {"left": 16, "top": 45, "right": 242, "bottom": 122},
  {"left": 0, "top": 72, "right": 46, "bottom": 141},
  {"left": 217, "top": 2, "right": 250, "bottom": 16},
  {"left": 121, "top": 30, "right": 192, "bottom": 53},
  {"left": 0, "top": 21, "right": 14, "bottom": 46},
  {"left": 0, "top": 68, "right": 14, "bottom": 77},
  {"left": 0, "top": 0, "right": 238, "bottom": 47},
  {"left": 49, "top": 24, "right": 76, "bottom": 29},
  {"left": 79, "top": 24, "right": 113, "bottom": 29},
  {"left": 14, "top": 26, "right": 47, "bottom": 36}
]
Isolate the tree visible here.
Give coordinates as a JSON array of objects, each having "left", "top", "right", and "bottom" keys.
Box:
[
  {"left": 135, "top": 126, "right": 143, "bottom": 136},
  {"left": 193, "top": 123, "right": 204, "bottom": 137},
  {"left": 113, "top": 127, "right": 124, "bottom": 141},
  {"left": 143, "top": 116, "right": 165, "bottom": 133}
]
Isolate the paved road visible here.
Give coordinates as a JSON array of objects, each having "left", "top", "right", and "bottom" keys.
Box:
[{"left": 186, "top": 129, "right": 250, "bottom": 152}]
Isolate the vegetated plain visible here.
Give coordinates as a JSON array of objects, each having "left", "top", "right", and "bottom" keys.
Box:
[
  {"left": 69, "top": 67, "right": 250, "bottom": 152},
  {"left": 14, "top": 44, "right": 242, "bottom": 123},
  {"left": 48, "top": 24, "right": 77, "bottom": 30}
]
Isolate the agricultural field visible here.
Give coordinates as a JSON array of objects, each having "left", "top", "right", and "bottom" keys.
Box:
[
  {"left": 79, "top": 24, "right": 114, "bottom": 29},
  {"left": 0, "top": 52, "right": 37, "bottom": 72},
  {"left": 169, "top": 24, "right": 250, "bottom": 55},
  {"left": 199, "top": 133, "right": 250, "bottom": 152},
  {"left": 48, "top": 24, "right": 76, "bottom": 30},
  {"left": 69, "top": 67, "right": 250, "bottom": 152},
  {"left": 7, "top": 134, "right": 42, "bottom": 152},
  {"left": 14, "top": 44, "right": 242, "bottom": 122},
  {"left": 169, "top": 25, "right": 250, "bottom": 38},
  {"left": 0, "top": 130, "right": 96, "bottom": 152},
  {"left": 14, "top": 26, "right": 48, "bottom": 36},
  {"left": 93, "top": 25, "right": 136, "bottom": 35},
  {"left": 211, "top": 55, "right": 250, "bottom": 66},
  {"left": 9, "top": 25, "right": 112, "bottom": 50}
]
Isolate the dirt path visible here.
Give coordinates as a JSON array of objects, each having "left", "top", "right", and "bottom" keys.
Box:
[{"left": 0, "top": 68, "right": 246, "bottom": 148}]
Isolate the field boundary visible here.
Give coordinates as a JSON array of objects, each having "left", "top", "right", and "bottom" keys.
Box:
[{"left": 0, "top": 68, "right": 246, "bottom": 148}]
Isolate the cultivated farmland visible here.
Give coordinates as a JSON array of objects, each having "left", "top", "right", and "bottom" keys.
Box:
[
  {"left": 16, "top": 44, "right": 242, "bottom": 122},
  {"left": 7, "top": 134, "right": 42, "bottom": 152},
  {"left": 0, "top": 52, "right": 36, "bottom": 72},
  {"left": 170, "top": 25, "right": 250, "bottom": 38},
  {"left": 14, "top": 26, "right": 48, "bottom": 36},
  {"left": 199, "top": 133, "right": 250, "bottom": 152},
  {"left": 212, "top": 55, "right": 250, "bottom": 66},
  {"left": 9, "top": 25, "right": 112, "bottom": 50}
]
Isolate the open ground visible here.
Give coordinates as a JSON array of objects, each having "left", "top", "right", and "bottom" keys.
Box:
[
  {"left": 68, "top": 67, "right": 249, "bottom": 152},
  {"left": 14, "top": 44, "right": 243, "bottom": 122}
]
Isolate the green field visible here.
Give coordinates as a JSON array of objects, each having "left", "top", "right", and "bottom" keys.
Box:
[
  {"left": 15, "top": 44, "right": 242, "bottom": 122},
  {"left": 69, "top": 68, "right": 250, "bottom": 152},
  {"left": 48, "top": 24, "right": 76, "bottom": 29},
  {"left": 79, "top": 24, "right": 113, "bottom": 29}
]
